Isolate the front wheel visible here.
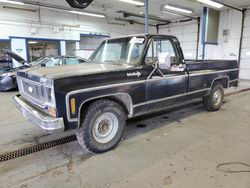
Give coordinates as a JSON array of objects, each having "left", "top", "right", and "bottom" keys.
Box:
[
  {"left": 203, "top": 82, "right": 224, "bottom": 111},
  {"left": 76, "top": 99, "right": 126, "bottom": 153}
]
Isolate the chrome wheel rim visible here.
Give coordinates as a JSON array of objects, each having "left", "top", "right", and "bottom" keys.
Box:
[
  {"left": 213, "top": 89, "right": 222, "bottom": 106},
  {"left": 92, "top": 112, "right": 119, "bottom": 144}
]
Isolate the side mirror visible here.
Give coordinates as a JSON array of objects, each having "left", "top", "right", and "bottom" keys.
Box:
[{"left": 158, "top": 52, "right": 171, "bottom": 70}]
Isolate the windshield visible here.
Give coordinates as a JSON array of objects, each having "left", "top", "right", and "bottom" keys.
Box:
[
  {"left": 30, "top": 57, "right": 49, "bottom": 66},
  {"left": 89, "top": 36, "right": 146, "bottom": 65},
  {"left": 30, "top": 57, "right": 61, "bottom": 67}
]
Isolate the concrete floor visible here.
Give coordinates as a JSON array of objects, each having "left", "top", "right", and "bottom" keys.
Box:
[{"left": 0, "top": 82, "right": 250, "bottom": 188}]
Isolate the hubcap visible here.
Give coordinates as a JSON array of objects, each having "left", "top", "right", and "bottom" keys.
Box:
[
  {"left": 92, "top": 112, "right": 119, "bottom": 144},
  {"left": 213, "top": 89, "right": 222, "bottom": 106}
]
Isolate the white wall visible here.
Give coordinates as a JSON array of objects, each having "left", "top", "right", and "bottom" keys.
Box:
[
  {"left": 0, "top": 6, "right": 145, "bottom": 61},
  {"left": 0, "top": 7, "right": 145, "bottom": 40},
  {"left": 203, "top": 9, "right": 242, "bottom": 60},
  {"left": 159, "top": 9, "right": 250, "bottom": 80},
  {"left": 203, "top": 9, "right": 250, "bottom": 80}
]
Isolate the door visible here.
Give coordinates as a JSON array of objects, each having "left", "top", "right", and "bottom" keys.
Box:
[{"left": 145, "top": 36, "right": 188, "bottom": 111}]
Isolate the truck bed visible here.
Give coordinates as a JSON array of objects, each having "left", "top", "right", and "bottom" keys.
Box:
[
  {"left": 184, "top": 60, "right": 239, "bottom": 97},
  {"left": 185, "top": 60, "right": 238, "bottom": 72}
]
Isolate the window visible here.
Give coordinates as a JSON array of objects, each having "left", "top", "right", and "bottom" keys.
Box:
[
  {"left": 64, "top": 57, "right": 84, "bottom": 65},
  {"left": 28, "top": 40, "right": 59, "bottom": 62},
  {"left": 90, "top": 37, "right": 146, "bottom": 65},
  {"left": 145, "top": 38, "right": 178, "bottom": 66},
  {"left": 43, "top": 57, "right": 61, "bottom": 67}
]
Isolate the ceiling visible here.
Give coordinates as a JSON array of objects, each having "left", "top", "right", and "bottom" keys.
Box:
[{"left": 13, "top": 0, "right": 250, "bottom": 24}]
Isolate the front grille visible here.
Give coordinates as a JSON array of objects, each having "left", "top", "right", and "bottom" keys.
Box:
[
  {"left": 17, "top": 77, "right": 46, "bottom": 108},
  {"left": 22, "top": 80, "right": 43, "bottom": 100}
]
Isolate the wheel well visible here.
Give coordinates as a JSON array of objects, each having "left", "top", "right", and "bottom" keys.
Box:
[
  {"left": 213, "top": 78, "right": 229, "bottom": 88},
  {"left": 78, "top": 94, "right": 132, "bottom": 128}
]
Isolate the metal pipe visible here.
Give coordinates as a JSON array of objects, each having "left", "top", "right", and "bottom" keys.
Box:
[
  {"left": 117, "top": 11, "right": 170, "bottom": 23},
  {"left": 145, "top": 0, "right": 149, "bottom": 34},
  {"left": 238, "top": 8, "right": 247, "bottom": 67},
  {"left": 114, "top": 17, "right": 156, "bottom": 27},
  {"left": 201, "top": 7, "right": 208, "bottom": 60},
  {"left": 196, "top": 17, "right": 201, "bottom": 60}
]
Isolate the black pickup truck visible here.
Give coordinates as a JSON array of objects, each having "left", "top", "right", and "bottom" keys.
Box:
[{"left": 14, "top": 34, "right": 239, "bottom": 153}]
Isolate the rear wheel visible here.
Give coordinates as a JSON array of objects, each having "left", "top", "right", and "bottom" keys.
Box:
[
  {"left": 203, "top": 82, "right": 224, "bottom": 111},
  {"left": 76, "top": 99, "right": 126, "bottom": 153}
]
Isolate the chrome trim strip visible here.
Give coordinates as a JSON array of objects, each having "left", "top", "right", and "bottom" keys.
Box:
[
  {"left": 229, "top": 79, "right": 239, "bottom": 83},
  {"left": 66, "top": 80, "right": 145, "bottom": 122},
  {"left": 189, "top": 68, "right": 239, "bottom": 77},
  {"left": 133, "top": 88, "right": 209, "bottom": 108},
  {"left": 13, "top": 95, "right": 64, "bottom": 132},
  {"left": 212, "top": 76, "right": 229, "bottom": 89},
  {"left": 133, "top": 98, "right": 201, "bottom": 118},
  {"left": 146, "top": 74, "right": 188, "bottom": 82},
  {"left": 133, "top": 93, "right": 185, "bottom": 108},
  {"left": 186, "top": 88, "right": 210, "bottom": 95},
  {"left": 76, "top": 93, "right": 134, "bottom": 127}
]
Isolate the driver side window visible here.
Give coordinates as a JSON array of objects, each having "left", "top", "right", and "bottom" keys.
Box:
[{"left": 145, "top": 38, "right": 178, "bottom": 68}]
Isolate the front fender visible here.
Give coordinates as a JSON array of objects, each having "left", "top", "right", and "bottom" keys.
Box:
[{"left": 66, "top": 92, "right": 134, "bottom": 124}]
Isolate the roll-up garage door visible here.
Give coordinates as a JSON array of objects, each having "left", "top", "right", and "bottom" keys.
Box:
[
  {"left": 159, "top": 20, "right": 198, "bottom": 60},
  {"left": 240, "top": 10, "right": 250, "bottom": 80}
]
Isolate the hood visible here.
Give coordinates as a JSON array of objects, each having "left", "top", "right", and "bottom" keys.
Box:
[
  {"left": 21, "top": 63, "right": 136, "bottom": 79},
  {"left": 1, "top": 49, "right": 27, "bottom": 64}
]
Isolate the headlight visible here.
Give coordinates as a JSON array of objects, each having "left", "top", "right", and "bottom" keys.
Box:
[
  {"left": 1, "top": 72, "right": 16, "bottom": 77},
  {"left": 43, "top": 85, "right": 57, "bottom": 117},
  {"left": 43, "top": 85, "right": 56, "bottom": 106}
]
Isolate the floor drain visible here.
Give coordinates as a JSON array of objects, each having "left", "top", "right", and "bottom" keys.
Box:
[{"left": 0, "top": 135, "right": 77, "bottom": 163}]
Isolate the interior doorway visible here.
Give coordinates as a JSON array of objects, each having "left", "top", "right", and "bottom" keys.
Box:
[
  {"left": 0, "top": 40, "right": 11, "bottom": 71},
  {"left": 27, "top": 40, "right": 60, "bottom": 62},
  {"left": 66, "top": 41, "right": 76, "bottom": 56}
]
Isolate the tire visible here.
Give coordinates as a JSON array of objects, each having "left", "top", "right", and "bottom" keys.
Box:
[
  {"left": 203, "top": 82, "right": 224, "bottom": 111},
  {"left": 76, "top": 99, "right": 126, "bottom": 153}
]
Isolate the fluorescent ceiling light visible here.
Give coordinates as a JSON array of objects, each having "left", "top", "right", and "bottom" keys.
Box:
[
  {"left": 70, "top": 11, "right": 105, "bottom": 18},
  {"left": 162, "top": 10, "right": 182, "bottom": 17},
  {"left": 196, "top": 0, "right": 224, "bottom": 8},
  {"left": 118, "top": 0, "right": 145, "bottom": 6},
  {"left": 28, "top": 41, "right": 38, "bottom": 44},
  {"left": 0, "top": 0, "right": 24, "bottom": 5},
  {"left": 165, "top": 4, "right": 193, "bottom": 14},
  {"left": 246, "top": 52, "right": 250, "bottom": 56}
]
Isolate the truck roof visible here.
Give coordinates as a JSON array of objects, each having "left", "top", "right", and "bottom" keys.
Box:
[{"left": 107, "top": 34, "right": 178, "bottom": 41}]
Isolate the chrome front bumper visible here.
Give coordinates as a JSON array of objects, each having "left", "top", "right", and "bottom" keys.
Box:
[{"left": 13, "top": 95, "right": 65, "bottom": 132}]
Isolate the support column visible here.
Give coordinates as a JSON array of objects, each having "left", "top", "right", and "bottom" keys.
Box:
[
  {"left": 60, "top": 41, "right": 66, "bottom": 56},
  {"left": 145, "top": 0, "right": 149, "bottom": 34}
]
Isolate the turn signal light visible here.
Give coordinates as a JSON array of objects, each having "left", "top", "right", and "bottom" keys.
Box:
[
  {"left": 48, "top": 107, "right": 57, "bottom": 118},
  {"left": 71, "top": 98, "right": 76, "bottom": 115}
]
